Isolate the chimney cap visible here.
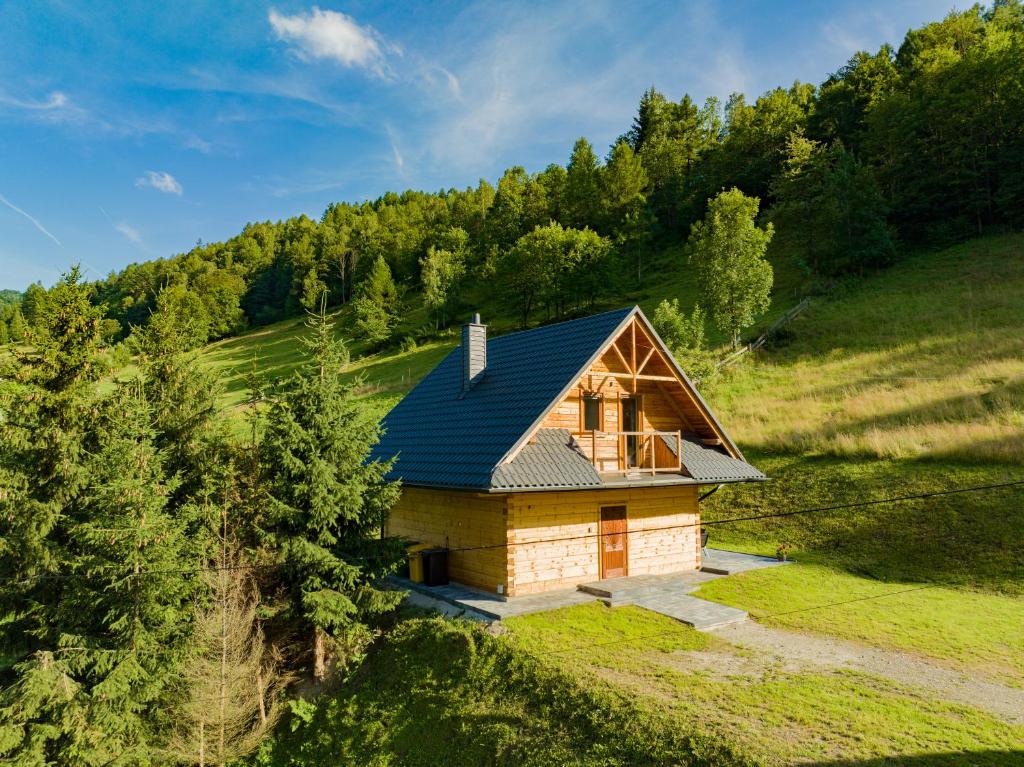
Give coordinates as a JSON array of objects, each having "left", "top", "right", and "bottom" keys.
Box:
[{"left": 471, "top": 312, "right": 482, "bottom": 324}]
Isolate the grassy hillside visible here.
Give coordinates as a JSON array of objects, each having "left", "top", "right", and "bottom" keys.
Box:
[
  {"left": 191, "top": 242, "right": 808, "bottom": 418},
  {"left": 254, "top": 616, "right": 749, "bottom": 767},
  {"left": 699, "top": 235, "right": 1024, "bottom": 597},
  {"left": 718, "top": 234, "right": 1024, "bottom": 463},
  {"left": 237, "top": 234, "right": 1023, "bottom": 765}
]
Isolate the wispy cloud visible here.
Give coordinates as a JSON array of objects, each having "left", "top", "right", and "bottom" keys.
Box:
[
  {"left": 135, "top": 170, "right": 183, "bottom": 195},
  {"left": 0, "top": 192, "right": 62, "bottom": 246},
  {"left": 269, "top": 7, "right": 394, "bottom": 77},
  {"left": 408, "top": 2, "right": 754, "bottom": 172},
  {"left": 114, "top": 221, "right": 143, "bottom": 245},
  {"left": 101, "top": 207, "right": 148, "bottom": 253},
  {"left": 385, "top": 124, "right": 405, "bottom": 175},
  {"left": 0, "top": 90, "right": 68, "bottom": 110}
]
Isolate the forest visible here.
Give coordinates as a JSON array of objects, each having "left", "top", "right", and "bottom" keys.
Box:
[
  {"left": 1, "top": 4, "right": 1024, "bottom": 765},
  {"left": 3, "top": 3, "right": 1024, "bottom": 351}
]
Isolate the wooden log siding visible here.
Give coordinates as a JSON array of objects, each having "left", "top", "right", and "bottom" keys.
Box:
[
  {"left": 505, "top": 486, "right": 701, "bottom": 596},
  {"left": 386, "top": 487, "right": 511, "bottom": 594},
  {"left": 541, "top": 374, "right": 689, "bottom": 471}
]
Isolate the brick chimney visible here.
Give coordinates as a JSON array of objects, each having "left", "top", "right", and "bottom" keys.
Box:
[{"left": 461, "top": 312, "right": 486, "bottom": 394}]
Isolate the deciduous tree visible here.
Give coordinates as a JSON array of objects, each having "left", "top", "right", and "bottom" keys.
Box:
[{"left": 688, "top": 189, "right": 774, "bottom": 348}]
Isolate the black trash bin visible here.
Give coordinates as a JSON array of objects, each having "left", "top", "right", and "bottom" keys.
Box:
[{"left": 422, "top": 548, "right": 449, "bottom": 587}]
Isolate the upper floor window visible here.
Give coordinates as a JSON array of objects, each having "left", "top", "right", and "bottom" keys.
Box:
[{"left": 583, "top": 394, "right": 602, "bottom": 431}]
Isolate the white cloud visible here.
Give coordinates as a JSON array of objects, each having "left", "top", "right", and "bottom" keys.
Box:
[
  {"left": 0, "top": 90, "right": 68, "bottom": 111},
  {"left": 114, "top": 221, "right": 143, "bottom": 245},
  {"left": 0, "top": 192, "right": 62, "bottom": 246},
  {"left": 413, "top": 2, "right": 755, "bottom": 172},
  {"left": 136, "top": 170, "right": 183, "bottom": 195},
  {"left": 269, "top": 7, "right": 392, "bottom": 76},
  {"left": 385, "top": 124, "right": 405, "bottom": 174},
  {"left": 440, "top": 67, "right": 461, "bottom": 99}
]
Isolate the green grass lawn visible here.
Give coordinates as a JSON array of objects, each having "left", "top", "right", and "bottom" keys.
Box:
[
  {"left": 504, "top": 602, "right": 1024, "bottom": 766},
  {"left": 694, "top": 562, "right": 1024, "bottom": 688},
  {"left": 253, "top": 615, "right": 749, "bottom": 767}
]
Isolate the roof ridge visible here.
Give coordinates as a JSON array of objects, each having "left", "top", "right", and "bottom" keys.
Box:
[{"left": 484, "top": 305, "right": 636, "bottom": 342}]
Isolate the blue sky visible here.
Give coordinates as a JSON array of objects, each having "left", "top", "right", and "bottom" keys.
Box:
[{"left": 0, "top": 0, "right": 955, "bottom": 290}]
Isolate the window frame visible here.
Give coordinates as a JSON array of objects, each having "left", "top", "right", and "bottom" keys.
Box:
[{"left": 581, "top": 392, "right": 603, "bottom": 432}]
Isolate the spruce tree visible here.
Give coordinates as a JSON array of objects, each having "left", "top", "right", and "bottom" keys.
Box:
[
  {"left": 564, "top": 138, "right": 602, "bottom": 230},
  {"left": 0, "top": 269, "right": 201, "bottom": 764},
  {"left": 257, "top": 307, "right": 402, "bottom": 680},
  {"left": 131, "top": 286, "right": 226, "bottom": 504},
  {"left": 353, "top": 256, "right": 398, "bottom": 344},
  {"left": 8, "top": 305, "right": 28, "bottom": 342}
]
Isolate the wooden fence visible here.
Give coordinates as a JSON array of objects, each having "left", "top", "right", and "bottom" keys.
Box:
[{"left": 716, "top": 297, "right": 812, "bottom": 369}]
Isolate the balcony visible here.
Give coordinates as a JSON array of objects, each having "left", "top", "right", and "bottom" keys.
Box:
[{"left": 577, "top": 430, "right": 683, "bottom": 475}]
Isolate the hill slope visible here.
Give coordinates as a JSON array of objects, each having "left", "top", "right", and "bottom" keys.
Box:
[{"left": 249, "top": 235, "right": 1024, "bottom": 767}]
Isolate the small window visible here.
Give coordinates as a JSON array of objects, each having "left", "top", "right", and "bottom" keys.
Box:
[{"left": 583, "top": 395, "right": 602, "bottom": 431}]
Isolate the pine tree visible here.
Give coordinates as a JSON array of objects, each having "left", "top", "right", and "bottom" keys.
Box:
[
  {"left": 131, "top": 286, "right": 226, "bottom": 505},
  {"left": 20, "top": 282, "right": 48, "bottom": 330},
  {"left": 0, "top": 373, "right": 198, "bottom": 765},
  {"left": 564, "top": 138, "right": 602, "bottom": 230},
  {"left": 0, "top": 317, "right": 8, "bottom": 345},
  {"left": 353, "top": 256, "right": 398, "bottom": 344},
  {"left": 0, "top": 268, "right": 105, "bottom": 665},
  {"left": 257, "top": 307, "right": 403, "bottom": 681},
  {"left": 0, "top": 267, "right": 208, "bottom": 764},
  {"left": 8, "top": 304, "right": 28, "bottom": 342}
]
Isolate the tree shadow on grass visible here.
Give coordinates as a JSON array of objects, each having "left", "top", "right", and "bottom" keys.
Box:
[
  {"left": 705, "top": 454, "right": 1024, "bottom": 593},
  {"left": 261, "top": 618, "right": 749, "bottom": 767},
  {"left": 807, "top": 750, "right": 1024, "bottom": 767}
]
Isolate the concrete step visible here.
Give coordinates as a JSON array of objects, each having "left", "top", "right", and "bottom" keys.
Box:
[
  {"left": 700, "top": 565, "right": 731, "bottom": 575},
  {"left": 629, "top": 593, "right": 749, "bottom": 631}
]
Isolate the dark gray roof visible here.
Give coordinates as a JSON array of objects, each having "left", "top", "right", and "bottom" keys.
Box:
[
  {"left": 370, "top": 306, "right": 765, "bottom": 491},
  {"left": 370, "top": 307, "right": 634, "bottom": 490},
  {"left": 661, "top": 434, "right": 767, "bottom": 483},
  {"left": 491, "top": 429, "right": 602, "bottom": 490}
]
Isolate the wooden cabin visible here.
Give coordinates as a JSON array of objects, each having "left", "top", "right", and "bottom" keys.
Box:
[{"left": 371, "top": 307, "right": 765, "bottom": 597}]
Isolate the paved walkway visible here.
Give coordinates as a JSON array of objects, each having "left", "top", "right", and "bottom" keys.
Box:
[
  {"left": 700, "top": 547, "right": 792, "bottom": 575},
  {"left": 579, "top": 566, "right": 749, "bottom": 629},
  {"left": 392, "top": 549, "right": 787, "bottom": 629},
  {"left": 390, "top": 577, "right": 594, "bottom": 621}
]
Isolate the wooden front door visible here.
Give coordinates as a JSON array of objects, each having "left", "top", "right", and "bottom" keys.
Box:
[{"left": 599, "top": 505, "right": 628, "bottom": 579}]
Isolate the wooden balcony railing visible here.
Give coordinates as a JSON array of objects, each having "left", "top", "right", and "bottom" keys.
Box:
[{"left": 582, "top": 430, "right": 683, "bottom": 474}]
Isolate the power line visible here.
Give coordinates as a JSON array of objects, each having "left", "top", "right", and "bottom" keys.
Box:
[
  {"left": 435, "top": 477, "right": 1024, "bottom": 555},
  {"left": 1, "top": 477, "right": 1021, "bottom": 587}
]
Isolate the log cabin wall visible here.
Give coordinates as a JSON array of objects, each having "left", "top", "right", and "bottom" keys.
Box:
[
  {"left": 541, "top": 376, "right": 691, "bottom": 471},
  {"left": 505, "top": 485, "right": 701, "bottom": 596},
  {"left": 386, "top": 487, "right": 510, "bottom": 594},
  {"left": 536, "top": 313, "right": 730, "bottom": 470}
]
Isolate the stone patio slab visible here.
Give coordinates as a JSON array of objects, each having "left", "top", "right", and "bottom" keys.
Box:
[
  {"left": 390, "top": 576, "right": 595, "bottom": 620},
  {"left": 700, "top": 547, "right": 792, "bottom": 575},
  {"left": 390, "top": 549, "right": 785, "bottom": 628}
]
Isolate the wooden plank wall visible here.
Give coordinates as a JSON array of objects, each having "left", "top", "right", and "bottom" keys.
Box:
[
  {"left": 505, "top": 485, "right": 701, "bottom": 596},
  {"left": 386, "top": 487, "right": 510, "bottom": 594},
  {"left": 541, "top": 375, "right": 687, "bottom": 471}
]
